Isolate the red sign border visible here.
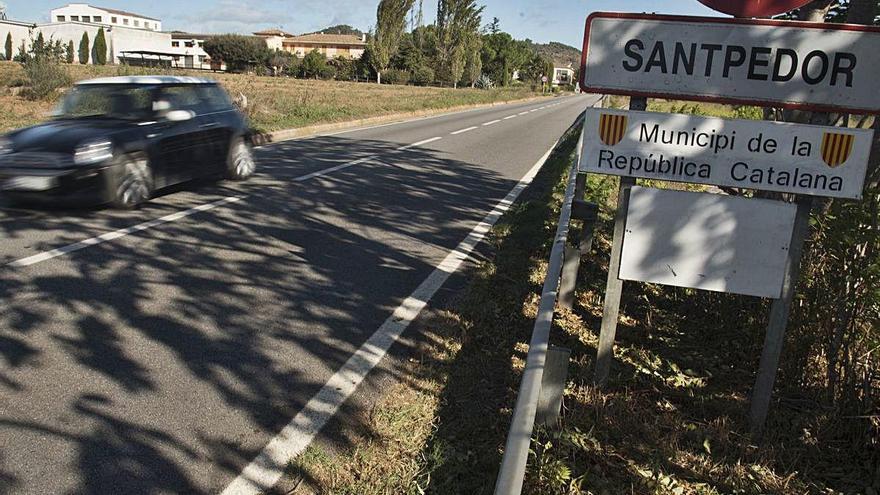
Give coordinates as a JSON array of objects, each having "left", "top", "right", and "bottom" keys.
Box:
[{"left": 579, "top": 12, "right": 880, "bottom": 114}]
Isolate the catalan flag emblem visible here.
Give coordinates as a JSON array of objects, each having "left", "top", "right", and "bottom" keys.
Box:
[
  {"left": 598, "top": 113, "right": 628, "bottom": 146},
  {"left": 821, "top": 132, "right": 855, "bottom": 168}
]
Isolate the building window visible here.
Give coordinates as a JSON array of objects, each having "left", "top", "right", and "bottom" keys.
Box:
[
  {"left": 185, "top": 41, "right": 194, "bottom": 48},
  {"left": 71, "top": 15, "right": 79, "bottom": 21},
  {"left": 123, "top": 18, "right": 129, "bottom": 25},
  {"left": 82, "top": 16, "right": 90, "bottom": 22},
  {"left": 93, "top": 16, "right": 101, "bottom": 22},
  {"left": 171, "top": 41, "right": 179, "bottom": 47},
  {"left": 111, "top": 17, "right": 117, "bottom": 23},
  {"left": 198, "top": 55, "right": 206, "bottom": 62},
  {"left": 144, "top": 22, "right": 150, "bottom": 29},
  {"left": 56, "top": 15, "right": 65, "bottom": 21},
  {"left": 134, "top": 20, "right": 140, "bottom": 27}
]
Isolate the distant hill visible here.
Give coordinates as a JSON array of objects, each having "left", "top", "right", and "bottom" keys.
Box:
[
  {"left": 312, "top": 24, "right": 365, "bottom": 37},
  {"left": 532, "top": 41, "right": 581, "bottom": 67}
]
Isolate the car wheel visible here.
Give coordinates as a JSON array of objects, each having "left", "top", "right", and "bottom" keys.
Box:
[
  {"left": 226, "top": 137, "right": 256, "bottom": 180},
  {"left": 110, "top": 152, "right": 153, "bottom": 209}
]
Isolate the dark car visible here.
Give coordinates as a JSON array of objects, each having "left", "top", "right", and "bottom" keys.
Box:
[{"left": 0, "top": 76, "right": 256, "bottom": 208}]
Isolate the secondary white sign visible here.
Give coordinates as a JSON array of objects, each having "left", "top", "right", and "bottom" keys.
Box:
[
  {"left": 581, "top": 13, "right": 880, "bottom": 113},
  {"left": 620, "top": 187, "right": 797, "bottom": 299},
  {"left": 579, "top": 108, "right": 873, "bottom": 199}
]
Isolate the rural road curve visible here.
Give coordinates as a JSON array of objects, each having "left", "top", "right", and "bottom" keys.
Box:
[{"left": 0, "top": 93, "right": 597, "bottom": 494}]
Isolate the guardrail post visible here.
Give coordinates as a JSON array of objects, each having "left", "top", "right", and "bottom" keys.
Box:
[
  {"left": 535, "top": 345, "right": 572, "bottom": 428},
  {"left": 559, "top": 199, "right": 599, "bottom": 310}
]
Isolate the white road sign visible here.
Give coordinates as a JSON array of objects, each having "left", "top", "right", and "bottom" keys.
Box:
[
  {"left": 579, "top": 108, "right": 873, "bottom": 199},
  {"left": 580, "top": 13, "right": 880, "bottom": 113},
  {"left": 620, "top": 187, "right": 796, "bottom": 299}
]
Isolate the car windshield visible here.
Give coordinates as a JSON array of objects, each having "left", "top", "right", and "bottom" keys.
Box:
[{"left": 57, "top": 85, "right": 155, "bottom": 120}]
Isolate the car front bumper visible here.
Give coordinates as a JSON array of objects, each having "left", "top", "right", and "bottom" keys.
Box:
[{"left": 0, "top": 153, "right": 111, "bottom": 205}]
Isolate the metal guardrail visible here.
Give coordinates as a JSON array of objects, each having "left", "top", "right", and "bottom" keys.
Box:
[{"left": 493, "top": 107, "right": 594, "bottom": 495}]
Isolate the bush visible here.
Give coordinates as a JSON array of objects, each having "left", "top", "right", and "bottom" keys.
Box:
[
  {"left": 203, "top": 34, "right": 270, "bottom": 73},
  {"left": 319, "top": 65, "right": 337, "bottom": 80},
  {"left": 382, "top": 68, "right": 410, "bottom": 85},
  {"left": 411, "top": 66, "right": 435, "bottom": 86},
  {"left": 331, "top": 56, "right": 356, "bottom": 81},
  {"left": 22, "top": 58, "right": 71, "bottom": 100},
  {"left": 300, "top": 49, "right": 326, "bottom": 79}
]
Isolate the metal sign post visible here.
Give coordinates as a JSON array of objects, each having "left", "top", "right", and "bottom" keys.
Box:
[{"left": 580, "top": 12, "right": 877, "bottom": 432}]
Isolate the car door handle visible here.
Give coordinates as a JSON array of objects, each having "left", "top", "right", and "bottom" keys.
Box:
[{"left": 199, "top": 122, "right": 219, "bottom": 129}]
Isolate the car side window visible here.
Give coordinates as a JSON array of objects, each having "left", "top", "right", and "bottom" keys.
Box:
[
  {"left": 196, "top": 85, "right": 234, "bottom": 113},
  {"left": 159, "top": 86, "right": 202, "bottom": 115}
]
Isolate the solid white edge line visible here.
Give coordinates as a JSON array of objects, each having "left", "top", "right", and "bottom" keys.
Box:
[
  {"left": 482, "top": 120, "right": 501, "bottom": 126},
  {"left": 450, "top": 126, "right": 478, "bottom": 135},
  {"left": 220, "top": 140, "right": 560, "bottom": 495},
  {"left": 397, "top": 136, "right": 443, "bottom": 151}
]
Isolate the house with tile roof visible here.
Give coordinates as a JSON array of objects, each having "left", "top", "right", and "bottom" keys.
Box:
[{"left": 254, "top": 30, "right": 367, "bottom": 59}]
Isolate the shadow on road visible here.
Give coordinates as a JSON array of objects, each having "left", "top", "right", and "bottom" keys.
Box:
[{"left": 0, "top": 135, "right": 521, "bottom": 493}]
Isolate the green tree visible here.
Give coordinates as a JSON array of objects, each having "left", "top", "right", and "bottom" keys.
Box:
[
  {"left": 4, "top": 32, "right": 11, "bottom": 61},
  {"left": 203, "top": 34, "right": 270, "bottom": 73},
  {"left": 66, "top": 40, "right": 74, "bottom": 64},
  {"left": 481, "top": 31, "right": 532, "bottom": 87},
  {"left": 78, "top": 32, "right": 89, "bottom": 64},
  {"left": 300, "top": 49, "right": 327, "bottom": 78},
  {"left": 93, "top": 27, "right": 107, "bottom": 65},
  {"left": 368, "top": 0, "right": 414, "bottom": 84},
  {"left": 436, "top": 0, "right": 483, "bottom": 87}
]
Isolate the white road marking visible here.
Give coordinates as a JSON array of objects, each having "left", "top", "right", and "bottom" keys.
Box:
[
  {"left": 450, "top": 126, "right": 478, "bottom": 135},
  {"left": 529, "top": 109, "right": 539, "bottom": 113},
  {"left": 518, "top": 111, "right": 529, "bottom": 115},
  {"left": 503, "top": 115, "right": 518, "bottom": 120},
  {"left": 482, "top": 120, "right": 501, "bottom": 126},
  {"left": 292, "top": 156, "right": 375, "bottom": 182},
  {"left": 220, "top": 140, "right": 560, "bottom": 495},
  {"left": 397, "top": 136, "right": 442, "bottom": 151},
  {"left": 7, "top": 196, "right": 245, "bottom": 268}
]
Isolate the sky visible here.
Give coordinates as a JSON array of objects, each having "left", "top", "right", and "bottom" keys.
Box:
[{"left": 4, "top": 1, "right": 721, "bottom": 47}]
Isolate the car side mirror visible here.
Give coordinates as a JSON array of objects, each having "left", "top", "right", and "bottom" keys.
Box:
[{"left": 165, "top": 110, "right": 195, "bottom": 122}]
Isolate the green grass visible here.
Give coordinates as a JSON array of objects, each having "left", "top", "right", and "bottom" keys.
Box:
[{"left": 0, "top": 61, "right": 544, "bottom": 133}]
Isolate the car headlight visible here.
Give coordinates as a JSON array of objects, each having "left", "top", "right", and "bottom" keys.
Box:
[
  {"left": 74, "top": 140, "right": 113, "bottom": 165},
  {"left": 0, "top": 137, "right": 12, "bottom": 155}
]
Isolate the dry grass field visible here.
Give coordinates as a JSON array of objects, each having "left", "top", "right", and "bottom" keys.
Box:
[{"left": 0, "top": 61, "right": 543, "bottom": 133}]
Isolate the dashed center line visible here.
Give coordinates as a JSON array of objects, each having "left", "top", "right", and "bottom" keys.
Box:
[
  {"left": 398, "top": 136, "right": 442, "bottom": 151},
  {"left": 450, "top": 126, "right": 478, "bottom": 135},
  {"left": 504, "top": 115, "right": 518, "bottom": 120},
  {"left": 518, "top": 111, "right": 529, "bottom": 116},
  {"left": 482, "top": 120, "right": 501, "bottom": 126}
]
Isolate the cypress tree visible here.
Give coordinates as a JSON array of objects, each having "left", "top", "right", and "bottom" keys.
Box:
[
  {"left": 66, "top": 40, "right": 75, "bottom": 64},
  {"left": 4, "top": 32, "right": 11, "bottom": 61},
  {"left": 78, "top": 32, "right": 89, "bottom": 64},
  {"left": 93, "top": 28, "right": 107, "bottom": 65}
]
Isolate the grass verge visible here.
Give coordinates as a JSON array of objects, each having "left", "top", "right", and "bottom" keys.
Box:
[{"left": 0, "top": 62, "right": 544, "bottom": 133}]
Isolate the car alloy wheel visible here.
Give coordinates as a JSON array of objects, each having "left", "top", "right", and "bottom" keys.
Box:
[
  {"left": 113, "top": 153, "right": 153, "bottom": 209},
  {"left": 228, "top": 138, "right": 255, "bottom": 180}
]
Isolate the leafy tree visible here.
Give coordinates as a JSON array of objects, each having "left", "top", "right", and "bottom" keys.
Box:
[
  {"left": 66, "top": 40, "right": 74, "bottom": 63},
  {"left": 317, "top": 24, "right": 364, "bottom": 36},
  {"left": 436, "top": 0, "right": 483, "bottom": 87},
  {"left": 4, "top": 32, "right": 11, "bottom": 61},
  {"left": 411, "top": 65, "right": 434, "bottom": 85},
  {"left": 93, "top": 27, "right": 107, "bottom": 65},
  {"left": 269, "top": 50, "right": 296, "bottom": 76},
  {"left": 481, "top": 31, "right": 532, "bottom": 86},
  {"left": 463, "top": 30, "right": 481, "bottom": 87},
  {"left": 203, "top": 34, "right": 270, "bottom": 73},
  {"left": 78, "top": 32, "right": 89, "bottom": 64},
  {"left": 368, "top": 0, "right": 414, "bottom": 84},
  {"left": 300, "top": 49, "right": 327, "bottom": 78}
]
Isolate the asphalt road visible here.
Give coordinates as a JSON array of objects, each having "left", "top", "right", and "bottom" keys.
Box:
[{"left": 0, "top": 93, "right": 596, "bottom": 494}]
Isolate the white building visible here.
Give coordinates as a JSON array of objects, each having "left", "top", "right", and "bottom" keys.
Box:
[
  {"left": 1, "top": 18, "right": 170, "bottom": 65},
  {"left": 50, "top": 4, "right": 162, "bottom": 31},
  {"left": 552, "top": 64, "right": 575, "bottom": 87},
  {"left": 167, "top": 32, "right": 217, "bottom": 70}
]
